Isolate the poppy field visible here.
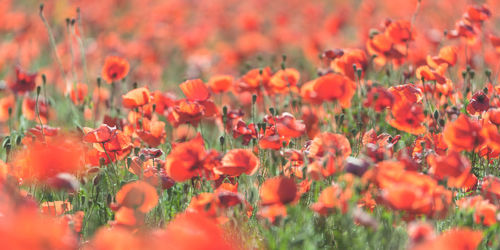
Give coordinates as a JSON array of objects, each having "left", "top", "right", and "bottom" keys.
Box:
[{"left": 3, "top": 0, "right": 500, "bottom": 249}]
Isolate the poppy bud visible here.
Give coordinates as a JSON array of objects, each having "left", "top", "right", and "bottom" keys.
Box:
[
  {"left": 252, "top": 94, "right": 257, "bottom": 104},
  {"left": 219, "top": 136, "right": 225, "bottom": 146},
  {"left": 126, "top": 157, "right": 132, "bottom": 168},
  {"left": 97, "top": 77, "right": 102, "bottom": 88},
  {"left": 469, "top": 70, "right": 475, "bottom": 79},
  {"left": 461, "top": 71, "right": 467, "bottom": 79},
  {"left": 352, "top": 64, "right": 357, "bottom": 72},
  {"left": 433, "top": 110, "right": 439, "bottom": 120},
  {"left": 107, "top": 194, "right": 112, "bottom": 205},
  {"left": 439, "top": 119, "right": 446, "bottom": 127},
  {"left": 485, "top": 69, "right": 492, "bottom": 78},
  {"left": 223, "top": 106, "right": 228, "bottom": 116},
  {"left": 39, "top": 3, "right": 44, "bottom": 12},
  {"left": 466, "top": 65, "right": 471, "bottom": 72},
  {"left": 65, "top": 18, "right": 70, "bottom": 26},
  {"left": 42, "top": 74, "right": 46, "bottom": 85},
  {"left": 152, "top": 103, "right": 156, "bottom": 113},
  {"left": 268, "top": 107, "right": 274, "bottom": 115},
  {"left": 356, "top": 68, "right": 362, "bottom": 79},
  {"left": 483, "top": 87, "right": 488, "bottom": 94},
  {"left": 8, "top": 107, "right": 12, "bottom": 117},
  {"left": 133, "top": 82, "right": 138, "bottom": 89},
  {"left": 2, "top": 137, "right": 10, "bottom": 149},
  {"left": 36, "top": 86, "right": 41, "bottom": 96}
]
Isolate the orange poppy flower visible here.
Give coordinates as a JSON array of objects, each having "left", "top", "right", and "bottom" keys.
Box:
[
  {"left": 274, "top": 112, "right": 306, "bottom": 139},
  {"left": 415, "top": 65, "right": 447, "bottom": 84},
  {"left": 136, "top": 118, "right": 166, "bottom": 147},
  {"left": 363, "top": 86, "right": 395, "bottom": 112},
  {"left": 426, "top": 46, "right": 458, "bottom": 68},
  {"left": 388, "top": 84, "right": 423, "bottom": 104},
  {"left": 102, "top": 56, "right": 130, "bottom": 83},
  {"left": 83, "top": 124, "right": 117, "bottom": 143},
  {"left": 312, "top": 73, "right": 356, "bottom": 108},
  {"left": 69, "top": 83, "right": 88, "bottom": 105},
  {"left": 167, "top": 99, "right": 205, "bottom": 127},
  {"left": 116, "top": 181, "right": 158, "bottom": 213},
  {"left": 41, "top": 201, "right": 72, "bottom": 216},
  {"left": 165, "top": 135, "right": 212, "bottom": 182},
  {"left": 443, "top": 114, "right": 485, "bottom": 151},
  {"left": 412, "top": 228, "right": 482, "bottom": 250},
  {"left": 464, "top": 4, "right": 491, "bottom": 23},
  {"left": 490, "top": 34, "right": 500, "bottom": 53},
  {"left": 385, "top": 20, "right": 414, "bottom": 44},
  {"left": 179, "top": 79, "right": 210, "bottom": 101},
  {"left": 388, "top": 101, "right": 426, "bottom": 135},
  {"left": 88, "top": 227, "right": 144, "bottom": 250},
  {"left": 122, "top": 87, "right": 151, "bottom": 109},
  {"left": 22, "top": 97, "right": 50, "bottom": 124},
  {"left": 481, "top": 175, "right": 500, "bottom": 202},
  {"left": 8, "top": 66, "right": 37, "bottom": 93},
  {"left": 12, "top": 135, "right": 85, "bottom": 182},
  {"left": 86, "top": 148, "right": 116, "bottom": 166},
  {"left": 236, "top": 67, "right": 272, "bottom": 93},
  {"left": 208, "top": 75, "right": 233, "bottom": 93},
  {"left": 257, "top": 204, "right": 287, "bottom": 223},
  {"left": 158, "top": 211, "right": 236, "bottom": 250},
  {"left": 266, "top": 68, "right": 300, "bottom": 95},
  {"left": 214, "top": 149, "right": 259, "bottom": 176},
  {"left": 0, "top": 95, "right": 15, "bottom": 122},
  {"left": 260, "top": 176, "right": 297, "bottom": 206},
  {"left": 310, "top": 185, "right": 342, "bottom": 215},
  {"left": 0, "top": 207, "right": 77, "bottom": 250},
  {"left": 308, "top": 132, "right": 352, "bottom": 159},
  {"left": 331, "top": 49, "right": 367, "bottom": 81},
  {"left": 427, "top": 151, "right": 476, "bottom": 189},
  {"left": 486, "top": 108, "right": 500, "bottom": 126}
]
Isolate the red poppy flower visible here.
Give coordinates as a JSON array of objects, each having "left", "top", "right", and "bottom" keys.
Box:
[
  {"left": 214, "top": 149, "right": 259, "bottom": 176},
  {"left": 165, "top": 135, "right": 212, "bottom": 182},
  {"left": 11, "top": 135, "right": 85, "bottom": 182},
  {"left": 412, "top": 228, "right": 482, "bottom": 250},
  {"left": 427, "top": 151, "right": 475, "bottom": 189},
  {"left": 388, "top": 101, "right": 426, "bottom": 135},
  {"left": 331, "top": 49, "right": 367, "bottom": 81},
  {"left": 385, "top": 20, "right": 414, "bottom": 44},
  {"left": 8, "top": 66, "right": 37, "bottom": 93},
  {"left": 208, "top": 75, "right": 233, "bottom": 93},
  {"left": 464, "top": 4, "right": 491, "bottom": 23},
  {"left": 443, "top": 114, "right": 485, "bottom": 151},
  {"left": 466, "top": 91, "right": 489, "bottom": 115},
  {"left": 260, "top": 176, "right": 297, "bottom": 206},
  {"left": 122, "top": 87, "right": 151, "bottom": 109},
  {"left": 0, "top": 95, "right": 15, "bottom": 122},
  {"left": 83, "top": 124, "right": 117, "bottom": 143},
  {"left": 136, "top": 119, "right": 166, "bottom": 147},
  {"left": 115, "top": 181, "right": 158, "bottom": 213},
  {"left": 312, "top": 73, "right": 356, "bottom": 108},
  {"left": 363, "top": 86, "right": 395, "bottom": 111},
  {"left": 22, "top": 97, "right": 50, "bottom": 124},
  {"left": 266, "top": 68, "right": 300, "bottom": 95},
  {"left": 236, "top": 67, "right": 272, "bottom": 93},
  {"left": 179, "top": 79, "right": 210, "bottom": 102},
  {"left": 167, "top": 99, "right": 206, "bottom": 127},
  {"left": 158, "top": 211, "right": 236, "bottom": 250},
  {"left": 69, "top": 83, "right": 88, "bottom": 105},
  {"left": 102, "top": 56, "right": 130, "bottom": 83},
  {"left": 311, "top": 185, "right": 342, "bottom": 215},
  {"left": 426, "top": 46, "right": 458, "bottom": 68},
  {"left": 275, "top": 112, "right": 306, "bottom": 139}
]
